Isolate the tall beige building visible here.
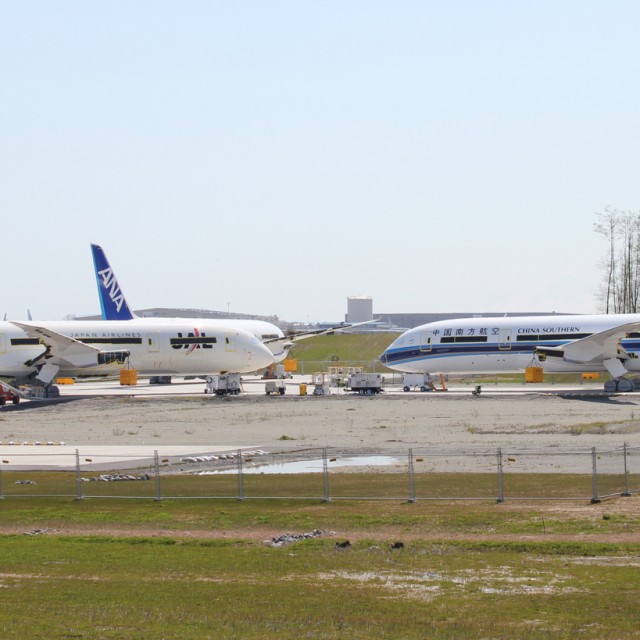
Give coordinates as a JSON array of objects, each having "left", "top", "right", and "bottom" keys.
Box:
[{"left": 347, "top": 296, "right": 373, "bottom": 323}]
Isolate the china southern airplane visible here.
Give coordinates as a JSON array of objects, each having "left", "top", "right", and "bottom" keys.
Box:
[{"left": 380, "top": 313, "right": 640, "bottom": 392}]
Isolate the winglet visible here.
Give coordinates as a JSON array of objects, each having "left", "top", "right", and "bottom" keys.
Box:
[{"left": 91, "top": 244, "right": 136, "bottom": 320}]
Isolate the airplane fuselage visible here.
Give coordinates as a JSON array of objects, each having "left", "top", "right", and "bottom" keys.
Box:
[
  {"left": 0, "top": 318, "right": 274, "bottom": 379},
  {"left": 380, "top": 314, "right": 640, "bottom": 374}
]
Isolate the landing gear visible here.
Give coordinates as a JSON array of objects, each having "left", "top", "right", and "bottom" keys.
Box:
[
  {"left": 16, "top": 383, "right": 59, "bottom": 399},
  {"left": 45, "top": 384, "right": 60, "bottom": 398},
  {"left": 11, "top": 374, "right": 60, "bottom": 399},
  {"left": 604, "top": 377, "right": 636, "bottom": 393}
]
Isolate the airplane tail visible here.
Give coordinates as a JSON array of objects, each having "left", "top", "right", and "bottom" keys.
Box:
[{"left": 91, "top": 244, "right": 136, "bottom": 321}]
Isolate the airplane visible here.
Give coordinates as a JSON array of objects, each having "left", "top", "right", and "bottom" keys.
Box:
[
  {"left": 91, "top": 243, "right": 369, "bottom": 366},
  {"left": 380, "top": 313, "right": 640, "bottom": 392},
  {"left": 0, "top": 317, "right": 274, "bottom": 397},
  {"left": 0, "top": 255, "right": 276, "bottom": 397}
]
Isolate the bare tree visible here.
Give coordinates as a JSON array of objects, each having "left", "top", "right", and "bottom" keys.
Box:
[{"left": 594, "top": 207, "right": 640, "bottom": 313}]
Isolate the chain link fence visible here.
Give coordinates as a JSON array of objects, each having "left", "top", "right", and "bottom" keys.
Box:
[{"left": 1, "top": 444, "right": 639, "bottom": 503}]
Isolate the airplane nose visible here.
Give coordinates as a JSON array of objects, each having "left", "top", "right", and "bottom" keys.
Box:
[
  {"left": 380, "top": 341, "right": 400, "bottom": 369},
  {"left": 252, "top": 338, "right": 276, "bottom": 370}
]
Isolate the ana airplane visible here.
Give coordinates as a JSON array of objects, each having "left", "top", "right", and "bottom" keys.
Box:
[
  {"left": 0, "top": 256, "right": 276, "bottom": 398},
  {"left": 380, "top": 313, "right": 640, "bottom": 392},
  {"left": 91, "top": 243, "right": 366, "bottom": 364},
  {"left": 0, "top": 317, "right": 275, "bottom": 396},
  {"left": 0, "top": 318, "right": 274, "bottom": 396}
]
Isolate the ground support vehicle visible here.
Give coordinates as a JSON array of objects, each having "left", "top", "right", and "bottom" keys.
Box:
[
  {"left": 401, "top": 373, "right": 448, "bottom": 392},
  {"left": 205, "top": 374, "right": 241, "bottom": 396},
  {"left": 311, "top": 373, "right": 331, "bottom": 396},
  {"left": 402, "top": 373, "right": 437, "bottom": 392},
  {"left": 265, "top": 379, "right": 286, "bottom": 395},
  {"left": 262, "top": 364, "right": 293, "bottom": 380},
  {"left": 0, "top": 386, "right": 20, "bottom": 405},
  {"left": 347, "top": 373, "right": 385, "bottom": 395}
]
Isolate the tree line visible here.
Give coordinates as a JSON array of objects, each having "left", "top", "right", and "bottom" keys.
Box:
[{"left": 595, "top": 207, "right": 640, "bottom": 314}]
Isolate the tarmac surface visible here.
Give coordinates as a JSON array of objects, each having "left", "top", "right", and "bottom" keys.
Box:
[{"left": 1, "top": 374, "right": 639, "bottom": 472}]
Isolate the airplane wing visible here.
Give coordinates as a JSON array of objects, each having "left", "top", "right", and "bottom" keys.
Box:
[
  {"left": 10, "top": 321, "right": 103, "bottom": 369},
  {"left": 264, "top": 320, "right": 377, "bottom": 346},
  {"left": 557, "top": 321, "right": 640, "bottom": 364}
]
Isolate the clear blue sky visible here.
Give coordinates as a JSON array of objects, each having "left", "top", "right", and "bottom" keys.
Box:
[{"left": 2, "top": 1, "right": 639, "bottom": 321}]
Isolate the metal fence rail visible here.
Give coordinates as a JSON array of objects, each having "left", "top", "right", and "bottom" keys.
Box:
[{"left": 1, "top": 444, "right": 639, "bottom": 503}]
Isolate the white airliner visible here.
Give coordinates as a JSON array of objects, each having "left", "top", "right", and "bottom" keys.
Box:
[
  {"left": 0, "top": 319, "right": 274, "bottom": 395},
  {"left": 0, "top": 280, "right": 275, "bottom": 396},
  {"left": 91, "top": 243, "right": 365, "bottom": 363},
  {"left": 380, "top": 313, "right": 640, "bottom": 391}
]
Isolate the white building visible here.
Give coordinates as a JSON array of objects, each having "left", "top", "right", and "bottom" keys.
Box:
[{"left": 347, "top": 296, "right": 373, "bottom": 323}]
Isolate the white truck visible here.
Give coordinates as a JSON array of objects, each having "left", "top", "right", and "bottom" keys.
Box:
[
  {"left": 347, "top": 373, "right": 384, "bottom": 395},
  {"left": 205, "top": 374, "right": 242, "bottom": 396},
  {"left": 402, "top": 373, "right": 433, "bottom": 392},
  {"left": 401, "top": 373, "right": 448, "bottom": 392},
  {"left": 265, "top": 379, "right": 286, "bottom": 395}
]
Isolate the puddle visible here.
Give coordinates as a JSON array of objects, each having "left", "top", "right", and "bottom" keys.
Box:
[{"left": 198, "top": 455, "right": 401, "bottom": 475}]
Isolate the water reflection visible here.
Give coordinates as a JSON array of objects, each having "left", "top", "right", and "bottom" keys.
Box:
[{"left": 198, "top": 455, "right": 400, "bottom": 475}]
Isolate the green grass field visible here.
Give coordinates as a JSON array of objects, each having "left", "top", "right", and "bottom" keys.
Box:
[
  {"left": 1, "top": 472, "right": 639, "bottom": 639},
  {"left": 2, "top": 469, "right": 635, "bottom": 503},
  {"left": 2, "top": 534, "right": 639, "bottom": 639},
  {"left": 288, "top": 332, "right": 395, "bottom": 373}
]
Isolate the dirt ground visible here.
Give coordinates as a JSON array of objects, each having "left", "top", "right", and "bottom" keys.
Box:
[
  {"left": 2, "top": 392, "right": 640, "bottom": 541},
  {"left": 1, "top": 391, "right": 640, "bottom": 471}
]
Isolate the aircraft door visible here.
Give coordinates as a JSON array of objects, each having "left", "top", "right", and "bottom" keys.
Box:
[
  {"left": 420, "top": 331, "right": 433, "bottom": 352},
  {"left": 225, "top": 333, "right": 236, "bottom": 352},
  {"left": 0, "top": 334, "right": 5, "bottom": 354},
  {"left": 147, "top": 332, "right": 160, "bottom": 353},
  {"left": 499, "top": 329, "right": 512, "bottom": 350}
]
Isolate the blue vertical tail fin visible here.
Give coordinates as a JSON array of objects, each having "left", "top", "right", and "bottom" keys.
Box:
[{"left": 91, "top": 244, "right": 136, "bottom": 321}]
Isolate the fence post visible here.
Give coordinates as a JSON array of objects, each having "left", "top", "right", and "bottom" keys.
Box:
[
  {"left": 0, "top": 459, "right": 3, "bottom": 500},
  {"left": 496, "top": 448, "right": 505, "bottom": 503},
  {"left": 322, "top": 448, "right": 331, "bottom": 502},
  {"left": 237, "top": 449, "right": 245, "bottom": 501},
  {"left": 591, "top": 446, "right": 601, "bottom": 504},
  {"left": 154, "top": 450, "right": 162, "bottom": 501},
  {"left": 622, "top": 442, "right": 631, "bottom": 497},
  {"left": 408, "top": 448, "right": 416, "bottom": 503},
  {"left": 75, "top": 449, "right": 84, "bottom": 500}
]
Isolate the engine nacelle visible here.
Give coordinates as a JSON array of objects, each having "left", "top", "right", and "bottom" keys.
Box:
[{"left": 97, "top": 351, "right": 131, "bottom": 366}]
